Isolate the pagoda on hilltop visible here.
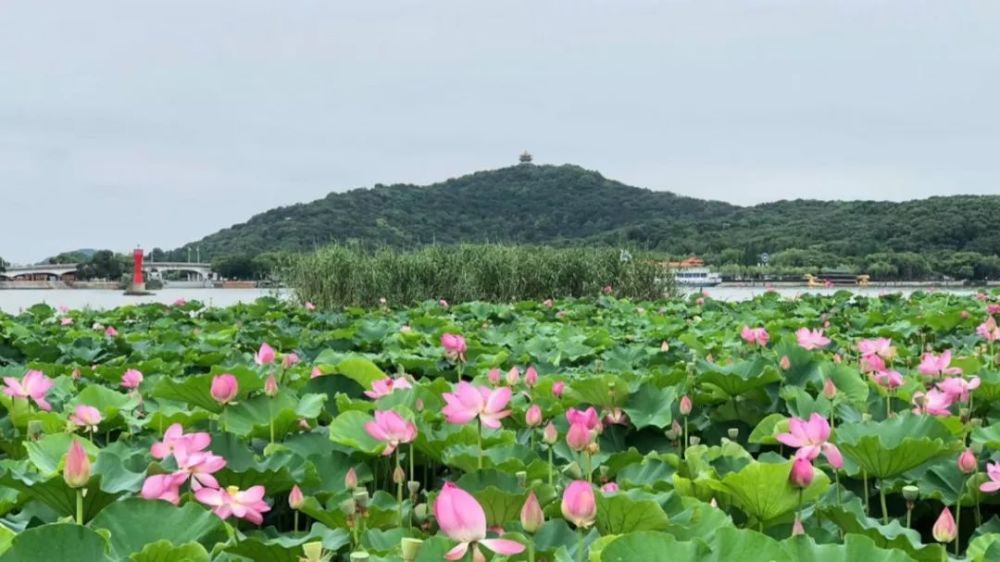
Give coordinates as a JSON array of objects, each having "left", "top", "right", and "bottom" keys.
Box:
[{"left": 519, "top": 150, "right": 533, "bottom": 164}]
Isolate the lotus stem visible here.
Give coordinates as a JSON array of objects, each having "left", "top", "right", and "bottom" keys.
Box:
[
  {"left": 797, "top": 488, "right": 803, "bottom": 520},
  {"left": 268, "top": 400, "right": 275, "bottom": 448},
  {"left": 409, "top": 443, "right": 415, "bottom": 492},
  {"left": 528, "top": 541, "right": 536, "bottom": 562},
  {"left": 682, "top": 415, "right": 688, "bottom": 460},
  {"left": 548, "top": 446, "right": 554, "bottom": 486},
  {"left": 906, "top": 504, "right": 912, "bottom": 528},
  {"left": 885, "top": 395, "right": 891, "bottom": 420},
  {"left": 294, "top": 511, "right": 299, "bottom": 534},
  {"left": 396, "top": 448, "right": 404, "bottom": 524},
  {"left": 75, "top": 488, "right": 84, "bottom": 525},
  {"left": 477, "top": 418, "right": 483, "bottom": 470},
  {"left": 834, "top": 470, "right": 841, "bottom": 505},
  {"left": 863, "top": 471, "right": 870, "bottom": 516},
  {"left": 576, "top": 527, "right": 584, "bottom": 562},
  {"left": 955, "top": 502, "right": 961, "bottom": 556},
  {"left": 879, "top": 480, "right": 888, "bottom": 525}
]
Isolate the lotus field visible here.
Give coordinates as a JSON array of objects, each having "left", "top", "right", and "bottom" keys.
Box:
[{"left": 2, "top": 292, "right": 1000, "bottom": 561}]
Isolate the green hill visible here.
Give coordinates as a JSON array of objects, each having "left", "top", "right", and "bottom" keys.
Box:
[{"left": 170, "top": 163, "right": 1000, "bottom": 279}]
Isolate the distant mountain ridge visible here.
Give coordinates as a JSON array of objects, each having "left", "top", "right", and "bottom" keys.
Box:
[{"left": 171, "top": 163, "right": 1000, "bottom": 263}]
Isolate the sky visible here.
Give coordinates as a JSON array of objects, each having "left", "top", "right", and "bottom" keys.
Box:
[{"left": 2, "top": 1, "right": 999, "bottom": 264}]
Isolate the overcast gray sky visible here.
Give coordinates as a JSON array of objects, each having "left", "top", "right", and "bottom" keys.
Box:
[{"left": 2, "top": 1, "right": 999, "bottom": 264}]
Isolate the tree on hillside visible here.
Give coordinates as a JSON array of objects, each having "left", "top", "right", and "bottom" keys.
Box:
[{"left": 0, "top": 256, "right": 6, "bottom": 274}]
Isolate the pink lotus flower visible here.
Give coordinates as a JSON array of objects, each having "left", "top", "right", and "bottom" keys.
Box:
[
  {"left": 345, "top": 467, "right": 358, "bottom": 489},
  {"left": 542, "top": 422, "right": 558, "bottom": 444},
  {"left": 61, "top": 317, "right": 73, "bottom": 326},
  {"left": 364, "top": 410, "right": 418, "bottom": 456},
  {"left": 872, "top": 369, "right": 903, "bottom": 390},
  {"left": 70, "top": 405, "right": 102, "bottom": 432},
  {"left": 151, "top": 423, "right": 211, "bottom": 459},
  {"left": 551, "top": 381, "right": 565, "bottom": 398},
  {"left": 791, "top": 518, "right": 805, "bottom": 536},
  {"left": 3, "top": 370, "right": 54, "bottom": 411},
  {"left": 602, "top": 286, "right": 613, "bottom": 295},
  {"left": 281, "top": 353, "right": 300, "bottom": 368},
  {"left": 789, "top": 457, "right": 814, "bottom": 488},
  {"left": 912, "top": 389, "right": 954, "bottom": 416},
  {"left": 566, "top": 407, "right": 602, "bottom": 431},
  {"left": 525, "top": 404, "right": 542, "bottom": 427},
  {"left": 174, "top": 442, "right": 227, "bottom": 491},
  {"left": 859, "top": 353, "right": 886, "bottom": 374},
  {"left": 561, "top": 480, "right": 597, "bottom": 528},
  {"left": 121, "top": 369, "right": 143, "bottom": 389},
  {"left": 254, "top": 343, "right": 276, "bottom": 366},
  {"left": 524, "top": 366, "right": 539, "bottom": 387},
  {"left": 601, "top": 482, "right": 619, "bottom": 493},
  {"left": 958, "top": 449, "right": 978, "bottom": 474},
  {"left": 210, "top": 374, "right": 238, "bottom": 405},
  {"left": 543, "top": 299, "right": 554, "bottom": 309},
  {"left": 740, "top": 326, "right": 769, "bottom": 346},
  {"left": 304, "top": 301, "right": 316, "bottom": 311},
  {"left": 435, "top": 482, "right": 525, "bottom": 561},
  {"left": 442, "top": 381, "right": 512, "bottom": 429},
  {"left": 989, "top": 304, "right": 1000, "bottom": 315},
  {"left": 857, "top": 338, "right": 895, "bottom": 359},
  {"left": 173, "top": 298, "right": 187, "bottom": 306},
  {"left": 932, "top": 507, "right": 956, "bottom": 543},
  {"left": 679, "top": 395, "right": 692, "bottom": 416},
  {"left": 981, "top": 462, "right": 1000, "bottom": 493},
  {"left": 603, "top": 407, "right": 628, "bottom": 426},
  {"left": 776, "top": 413, "right": 843, "bottom": 468},
  {"left": 660, "top": 341, "right": 670, "bottom": 352},
  {"left": 796, "top": 328, "right": 831, "bottom": 350},
  {"left": 918, "top": 350, "right": 962, "bottom": 378},
  {"left": 520, "top": 491, "right": 544, "bottom": 533},
  {"left": 978, "top": 317, "right": 1000, "bottom": 342},
  {"left": 822, "top": 378, "right": 837, "bottom": 400},
  {"left": 264, "top": 374, "right": 278, "bottom": 397},
  {"left": 141, "top": 472, "right": 189, "bottom": 505},
  {"left": 288, "top": 485, "right": 304, "bottom": 509},
  {"left": 195, "top": 485, "right": 271, "bottom": 525},
  {"left": 105, "top": 326, "right": 118, "bottom": 337},
  {"left": 779, "top": 355, "right": 791, "bottom": 370},
  {"left": 487, "top": 368, "right": 502, "bottom": 386},
  {"left": 566, "top": 422, "right": 593, "bottom": 451},
  {"left": 310, "top": 367, "right": 323, "bottom": 378},
  {"left": 439, "top": 299, "right": 449, "bottom": 308},
  {"left": 937, "top": 376, "right": 981, "bottom": 403},
  {"left": 63, "top": 440, "right": 92, "bottom": 488},
  {"left": 441, "top": 333, "right": 467, "bottom": 361},
  {"left": 364, "top": 376, "right": 413, "bottom": 399},
  {"left": 505, "top": 367, "right": 520, "bottom": 386}
]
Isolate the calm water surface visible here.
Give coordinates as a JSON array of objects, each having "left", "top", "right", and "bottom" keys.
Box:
[{"left": 0, "top": 286, "right": 984, "bottom": 314}]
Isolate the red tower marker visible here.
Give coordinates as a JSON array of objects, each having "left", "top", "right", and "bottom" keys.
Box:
[{"left": 133, "top": 248, "right": 145, "bottom": 286}]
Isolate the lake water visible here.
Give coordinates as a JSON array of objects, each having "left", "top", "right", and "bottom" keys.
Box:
[{"left": 0, "top": 286, "right": 987, "bottom": 314}]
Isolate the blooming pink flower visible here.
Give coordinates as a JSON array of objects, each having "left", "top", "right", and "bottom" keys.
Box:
[
  {"left": 561, "top": 480, "right": 597, "bottom": 528},
  {"left": 989, "top": 304, "right": 1000, "bottom": 315},
  {"left": 566, "top": 407, "right": 602, "bottom": 431},
  {"left": 310, "top": 366, "right": 323, "bottom": 378},
  {"left": 918, "top": 350, "right": 962, "bottom": 378},
  {"left": 603, "top": 407, "right": 628, "bottom": 426},
  {"left": 740, "top": 326, "right": 769, "bottom": 346},
  {"left": 435, "top": 482, "right": 525, "bottom": 561},
  {"left": 151, "top": 423, "right": 211, "bottom": 460},
  {"left": 566, "top": 422, "right": 593, "bottom": 451},
  {"left": 912, "top": 389, "right": 954, "bottom": 416},
  {"left": 602, "top": 286, "right": 613, "bottom": 295},
  {"left": 195, "top": 485, "right": 271, "bottom": 525},
  {"left": 978, "top": 317, "right": 1000, "bottom": 342},
  {"left": 543, "top": 299, "right": 554, "bottom": 309},
  {"left": 364, "top": 376, "right": 413, "bottom": 399},
  {"left": 776, "top": 413, "right": 843, "bottom": 468},
  {"left": 932, "top": 507, "right": 956, "bottom": 543},
  {"left": 601, "top": 482, "right": 619, "bottom": 493},
  {"left": 304, "top": 301, "right": 316, "bottom": 311},
  {"left": 872, "top": 369, "right": 903, "bottom": 390},
  {"left": 937, "top": 376, "right": 981, "bottom": 403},
  {"left": 141, "top": 472, "right": 188, "bottom": 505},
  {"left": 857, "top": 338, "right": 894, "bottom": 359},
  {"left": 61, "top": 317, "right": 73, "bottom": 326},
  {"left": 859, "top": 353, "right": 886, "bottom": 374},
  {"left": 789, "top": 457, "right": 814, "bottom": 488},
  {"left": 441, "top": 333, "right": 467, "bottom": 361},
  {"left": 105, "top": 326, "right": 118, "bottom": 337},
  {"left": 980, "top": 462, "right": 1000, "bottom": 493},
  {"left": 174, "top": 442, "right": 227, "bottom": 491},
  {"left": 439, "top": 299, "right": 449, "bottom": 308},
  {"left": 795, "top": 328, "right": 831, "bottom": 350},
  {"left": 281, "top": 353, "right": 300, "bottom": 368},
  {"left": 3, "top": 370, "right": 54, "bottom": 411},
  {"left": 551, "top": 381, "right": 565, "bottom": 398},
  {"left": 364, "top": 410, "right": 418, "bottom": 456},
  {"left": 442, "top": 381, "right": 512, "bottom": 429},
  {"left": 70, "top": 405, "right": 102, "bottom": 432},
  {"left": 254, "top": 343, "right": 276, "bottom": 366},
  {"left": 121, "top": 368, "right": 143, "bottom": 389},
  {"left": 173, "top": 298, "right": 187, "bottom": 306},
  {"left": 210, "top": 374, "right": 238, "bottom": 405}
]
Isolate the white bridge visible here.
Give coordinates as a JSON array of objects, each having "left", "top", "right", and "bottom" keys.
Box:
[{"left": 1, "top": 262, "right": 216, "bottom": 281}]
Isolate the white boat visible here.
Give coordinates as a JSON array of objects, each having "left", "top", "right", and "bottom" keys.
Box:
[{"left": 673, "top": 267, "right": 722, "bottom": 287}]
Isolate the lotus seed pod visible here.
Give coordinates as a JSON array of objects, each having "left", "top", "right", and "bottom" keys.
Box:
[
  {"left": 727, "top": 428, "right": 739, "bottom": 440},
  {"left": 585, "top": 442, "right": 600, "bottom": 455},
  {"left": 902, "top": 485, "right": 919, "bottom": 502},
  {"left": 665, "top": 427, "right": 679, "bottom": 440},
  {"left": 407, "top": 480, "right": 421, "bottom": 496},
  {"left": 413, "top": 503, "right": 428, "bottom": 521},
  {"left": 393, "top": 465, "right": 406, "bottom": 485},
  {"left": 340, "top": 499, "right": 357, "bottom": 515},
  {"left": 301, "top": 542, "right": 325, "bottom": 562},
  {"left": 353, "top": 489, "right": 370, "bottom": 508},
  {"left": 350, "top": 552, "right": 370, "bottom": 561},
  {"left": 401, "top": 538, "right": 423, "bottom": 561},
  {"left": 689, "top": 436, "right": 701, "bottom": 446},
  {"left": 599, "top": 465, "right": 610, "bottom": 478}
]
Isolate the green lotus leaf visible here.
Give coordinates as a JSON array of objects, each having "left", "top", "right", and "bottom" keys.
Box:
[
  {"left": 151, "top": 367, "right": 263, "bottom": 413},
  {"left": 595, "top": 489, "right": 670, "bottom": 535},
  {"left": 129, "top": 541, "right": 211, "bottom": 562},
  {"left": 968, "top": 534, "right": 1000, "bottom": 562},
  {"left": 835, "top": 414, "right": 958, "bottom": 478},
  {"left": 0, "top": 524, "right": 112, "bottom": 562},
  {"left": 781, "top": 533, "right": 919, "bottom": 562},
  {"left": 748, "top": 413, "right": 788, "bottom": 445},
  {"left": 615, "top": 457, "right": 675, "bottom": 490},
  {"left": 226, "top": 524, "right": 350, "bottom": 562},
  {"left": 218, "top": 391, "right": 326, "bottom": 438},
  {"left": 90, "top": 498, "right": 226, "bottom": 559},
  {"left": 819, "top": 497, "right": 946, "bottom": 562},
  {"left": 713, "top": 460, "right": 829, "bottom": 526},
  {"left": 600, "top": 531, "right": 704, "bottom": 562},
  {"left": 327, "top": 410, "right": 382, "bottom": 454},
  {"left": 623, "top": 383, "right": 675, "bottom": 429},
  {"left": 566, "top": 375, "right": 627, "bottom": 408},
  {"left": 697, "top": 358, "right": 781, "bottom": 397}
]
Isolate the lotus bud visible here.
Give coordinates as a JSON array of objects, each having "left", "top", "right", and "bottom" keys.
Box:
[
  {"left": 542, "top": 422, "right": 558, "bottom": 445},
  {"left": 727, "top": 428, "right": 739, "bottom": 440},
  {"left": 413, "top": 503, "right": 428, "bottom": 521},
  {"left": 661, "top": 341, "right": 669, "bottom": 352},
  {"left": 567, "top": 423, "right": 591, "bottom": 451},
  {"left": 902, "top": 485, "right": 920, "bottom": 502},
  {"left": 353, "top": 489, "right": 370, "bottom": 508},
  {"left": 822, "top": 378, "right": 837, "bottom": 400},
  {"left": 340, "top": 498, "right": 357, "bottom": 515},
  {"left": 779, "top": 356, "right": 791, "bottom": 370},
  {"left": 288, "top": 485, "right": 305, "bottom": 509},
  {"left": 562, "top": 462, "right": 582, "bottom": 479},
  {"left": 932, "top": 507, "right": 957, "bottom": 543},
  {"left": 408, "top": 480, "right": 421, "bottom": 496},
  {"left": 679, "top": 395, "right": 692, "bottom": 416},
  {"left": 561, "top": 480, "right": 597, "bottom": 529},
  {"left": 506, "top": 367, "right": 520, "bottom": 386},
  {"left": 688, "top": 436, "right": 701, "bottom": 446},
  {"left": 520, "top": 491, "right": 545, "bottom": 534},
  {"left": 525, "top": 366, "right": 539, "bottom": 387},
  {"left": 393, "top": 465, "right": 406, "bottom": 485},
  {"left": 958, "top": 449, "right": 978, "bottom": 474},
  {"left": 487, "top": 368, "right": 502, "bottom": 385},
  {"left": 525, "top": 404, "right": 543, "bottom": 427},
  {"left": 210, "top": 373, "right": 238, "bottom": 405},
  {"left": 552, "top": 381, "right": 565, "bottom": 398},
  {"left": 63, "top": 440, "right": 91, "bottom": 488},
  {"left": 401, "top": 538, "right": 423, "bottom": 562},
  {"left": 345, "top": 467, "right": 358, "bottom": 490},
  {"left": 264, "top": 374, "right": 278, "bottom": 397},
  {"left": 789, "top": 458, "right": 814, "bottom": 488},
  {"left": 516, "top": 471, "right": 527, "bottom": 488},
  {"left": 350, "top": 552, "right": 370, "bottom": 561},
  {"left": 298, "top": 418, "right": 310, "bottom": 431}
]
